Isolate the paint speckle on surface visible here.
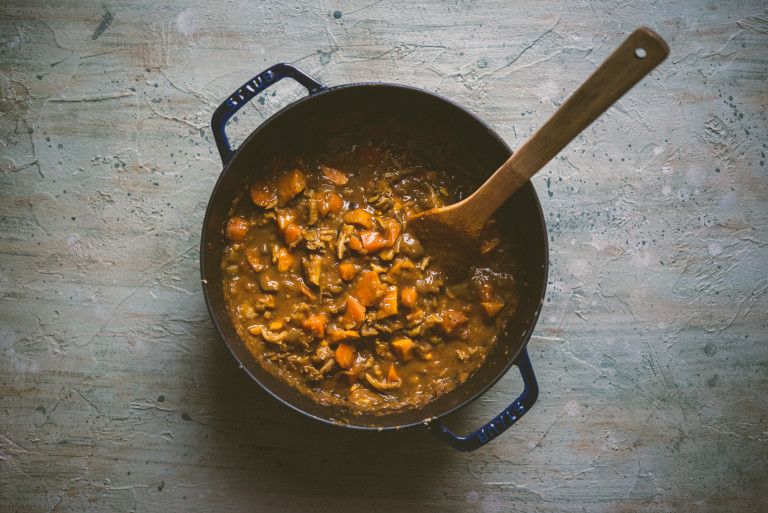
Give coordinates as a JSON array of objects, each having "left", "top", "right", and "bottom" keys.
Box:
[
  {"left": 333, "top": 10, "right": 342, "bottom": 19},
  {"left": 91, "top": 10, "right": 113, "bottom": 40}
]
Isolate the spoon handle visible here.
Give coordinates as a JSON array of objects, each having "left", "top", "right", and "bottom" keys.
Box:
[{"left": 454, "top": 27, "right": 669, "bottom": 227}]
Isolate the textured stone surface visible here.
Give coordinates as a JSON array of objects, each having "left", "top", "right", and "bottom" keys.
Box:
[{"left": 1, "top": 1, "right": 766, "bottom": 511}]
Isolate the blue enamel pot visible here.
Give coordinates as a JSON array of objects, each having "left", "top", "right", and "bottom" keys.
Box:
[{"left": 201, "top": 63, "right": 548, "bottom": 451}]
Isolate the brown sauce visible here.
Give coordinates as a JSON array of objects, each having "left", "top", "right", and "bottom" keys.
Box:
[{"left": 221, "top": 143, "right": 518, "bottom": 411}]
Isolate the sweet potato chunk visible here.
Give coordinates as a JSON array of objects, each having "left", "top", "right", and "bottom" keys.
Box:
[
  {"left": 250, "top": 179, "right": 277, "bottom": 208},
  {"left": 391, "top": 338, "right": 414, "bottom": 362},
  {"left": 401, "top": 286, "right": 417, "bottom": 309},
  {"left": 302, "top": 314, "right": 326, "bottom": 338},
  {"left": 226, "top": 217, "right": 248, "bottom": 242},
  {"left": 360, "top": 230, "right": 388, "bottom": 253},
  {"left": 277, "top": 249, "right": 295, "bottom": 272},
  {"left": 440, "top": 309, "right": 469, "bottom": 336},
  {"left": 327, "top": 328, "right": 360, "bottom": 343},
  {"left": 377, "top": 286, "right": 398, "bottom": 319},
  {"left": 335, "top": 342, "right": 356, "bottom": 369},
  {"left": 349, "top": 236, "right": 364, "bottom": 253},
  {"left": 480, "top": 301, "right": 505, "bottom": 319},
  {"left": 384, "top": 219, "right": 401, "bottom": 246},
  {"left": 283, "top": 223, "right": 302, "bottom": 245},
  {"left": 338, "top": 261, "right": 357, "bottom": 281},
  {"left": 277, "top": 169, "right": 306, "bottom": 206},
  {"left": 352, "top": 270, "right": 384, "bottom": 306},
  {"left": 343, "top": 208, "right": 374, "bottom": 228},
  {"left": 276, "top": 209, "right": 297, "bottom": 231},
  {"left": 387, "top": 364, "right": 399, "bottom": 382},
  {"left": 341, "top": 296, "right": 366, "bottom": 329},
  {"left": 316, "top": 191, "right": 344, "bottom": 217}
]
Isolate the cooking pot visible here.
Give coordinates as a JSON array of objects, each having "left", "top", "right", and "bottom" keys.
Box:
[{"left": 201, "top": 63, "right": 548, "bottom": 451}]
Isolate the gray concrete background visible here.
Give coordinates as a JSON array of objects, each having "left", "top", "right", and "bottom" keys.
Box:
[{"left": 1, "top": 1, "right": 766, "bottom": 511}]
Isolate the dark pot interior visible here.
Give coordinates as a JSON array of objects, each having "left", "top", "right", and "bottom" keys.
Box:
[{"left": 201, "top": 83, "right": 548, "bottom": 429}]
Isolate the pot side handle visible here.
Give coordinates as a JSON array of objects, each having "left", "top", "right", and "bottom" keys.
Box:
[
  {"left": 427, "top": 350, "right": 539, "bottom": 452},
  {"left": 211, "top": 63, "right": 327, "bottom": 164}
]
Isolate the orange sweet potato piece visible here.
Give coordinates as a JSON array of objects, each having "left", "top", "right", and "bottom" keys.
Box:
[
  {"left": 250, "top": 179, "right": 277, "bottom": 208},
  {"left": 316, "top": 192, "right": 330, "bottom": 217},
  {"left": 384, "top": 219, "right": 401, "bottom": 246},
  {"left": 335, "top": 342, "right": 356, "bottom": 369},
  {"left": 377, "top": 286, "right": 398, "bottom": 319},
  {"left": 326, "top": 192, "right": 344, "bottom": 215},
  {"left": 440, "top": 309, "right": 469, "bottom": 336},
  {"left": 276, "top": 209, "right": 297, "bottom": 231},
  {"left": 283, "top": 223, "right": 302, "bottom": 245},
  {"left": 321, "top": 164, "right": 348, "bottom": 185},
  {"left": 343, "top": 209, "right": 374, "bottom": 228},
  {"left": 352, "top": 270, "right": 384, "bottom": 306},
  {"left": 400, "top": 286, "right": 417, "bottom": 309},
  {"left": 391, "top": 338, "right": 414, "bottom": 362},
  {"left": 480, "top": 301, "right": 505, "bottom": 319},
  {"left": 360, "top": 230, "right": 389, "bottom": 253},
  {"left": 316, "top": 191, "right": 344, "bottom": 217},
  {"left": 341, "top": 296, "right": 366, "bottom": 329},
  {"left": 349, "top": 236, "right": 364, "bottom": 253},
  {"left": 276, "top": 169, "right": 306, "bottom": 206},
  {"left": 277, "top": 249, "right": 295, "bottom": 272},
  {"left": 338, "top": 261, "right": 357, "bottom": 281},
  {"left": 327, "top": 328, "right": 360, "bottom": 343},
  {"left": 226, "top": 217, "right": 248, "bottom": 242},
  {"left": 301, "top": 314, "right": 326, "bottom": 338},
  {"left": 387, "top": 364, "right": 399, "bottom": 383}
]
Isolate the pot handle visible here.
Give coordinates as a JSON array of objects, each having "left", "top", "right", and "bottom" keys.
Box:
[
  {"left": 427, "top": 350, "right": 539, "bottom": 452},
  {"left": 210, "top": 63, "right": 327, "bottom": 164}
]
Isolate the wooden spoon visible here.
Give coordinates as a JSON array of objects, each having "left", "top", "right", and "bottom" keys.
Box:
[{"left": 408, "top": 27, "right": 669, "bottom": 277}]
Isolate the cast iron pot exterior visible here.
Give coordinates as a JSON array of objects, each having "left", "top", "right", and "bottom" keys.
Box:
[{"left": 201, "top": 63, "right": 548, "bottom": 451}]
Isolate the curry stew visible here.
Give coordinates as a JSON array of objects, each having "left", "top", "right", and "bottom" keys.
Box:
[{"left": 221, "top": 143, "right": 519, "bottom": 411}]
